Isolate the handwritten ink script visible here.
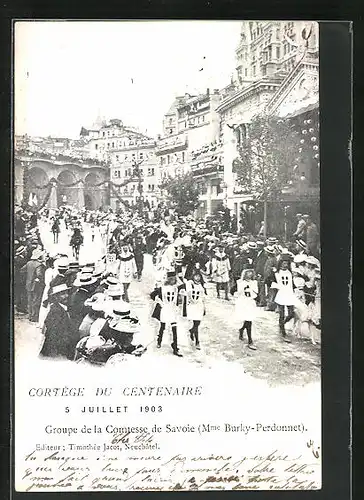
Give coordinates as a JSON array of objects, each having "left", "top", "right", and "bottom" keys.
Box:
[{"left": 18, "top": 445, "right": 320, "bottom": 491}]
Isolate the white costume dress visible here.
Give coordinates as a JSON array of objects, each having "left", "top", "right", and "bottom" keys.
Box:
[
  {"left": 272, "top": 270, "right": 298, "bottom": 306},
  {"left": 118, "top": 252, "right": 137, "bottom": 284},
  {"left": 160, "top": 285, "right": 179, "bottom": 323},
  {"left": 184, "top": 281, "right": 205, "bottom": 321},
  {"left": 211, "top": 252, "right": 231, "bottom": 283},
  {"left": 235, "top": 279, "right": 258, "bottom": 321}
]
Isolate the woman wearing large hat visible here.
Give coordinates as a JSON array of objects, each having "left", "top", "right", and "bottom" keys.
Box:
[
  {"left": 79, "top": 293, "right": 108, "bottom": 339},
  {"left": 39, "top": 284, "right": 78, "bottom": 360},
  {"left": 68, "top": 273, "right": 98, "bottom": 330},
  {"left": 101, "top": 300, "right": 141, "bottom": 353}
]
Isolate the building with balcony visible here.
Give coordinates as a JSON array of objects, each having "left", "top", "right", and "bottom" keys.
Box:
[
  {"left": 80, "top": 118, "right": 160, "bottom": 211},
  {"left": 109, "top": 135, "right": 158, "bottom": 211},
  {"left": 215, "top": 21, "right": 319, "bottom": 228},
  {"left": 156, "top": 90, "right": 222, "bottom": 212}
]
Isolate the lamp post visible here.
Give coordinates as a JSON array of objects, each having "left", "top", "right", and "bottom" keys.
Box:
[
  {"left": 284, "top": 205, "right": 289, "bottom": 242},
  {"left": 132, "top": 157, "right": 145, "bottom": 216}
]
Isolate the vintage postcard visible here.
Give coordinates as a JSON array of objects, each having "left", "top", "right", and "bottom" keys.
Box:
[{"left": 14, "top": 20, "right": 322, "bottom": 491}]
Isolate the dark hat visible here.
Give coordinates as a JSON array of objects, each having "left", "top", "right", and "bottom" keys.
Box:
[
  {"left": 166, "top": 271, "right": 176, "bottom": 278},
  {"left": 69, "top": 261, "right": 79, "bottom": 270},
  {"left": 279, "top": 253, "right": 293, "bottom": 262}
]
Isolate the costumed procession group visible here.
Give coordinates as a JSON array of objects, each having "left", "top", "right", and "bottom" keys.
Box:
[{"left": 14, "top": 204, "right": 321, "bottom": 364}]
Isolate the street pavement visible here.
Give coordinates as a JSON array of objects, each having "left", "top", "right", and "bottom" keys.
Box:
[{"left": 14, "top": 221, "right": 321, "bottom": 386}]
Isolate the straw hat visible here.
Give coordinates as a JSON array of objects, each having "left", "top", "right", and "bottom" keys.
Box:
[
  {"left": 265, "top": 246, "right": 276, "bottom": 255},
  {"left": 296, "top": 239, "right": 306, "bottom": 250},
  {"left": 306, "top": 256, "right": 320, "bottom": 267},
  {"left": 55, "top": 256, "right": 69, "bottom": 270},
  {"left": 31, "top": 249, "right": 43, "bottom": 260},
  {"left": 247, "top": 242, "right": 258, "bottom": 250},
  {"left": 48, "top": 283, "right": 70, "bottom": 297},
  {"left": 293, "top": 254, "right": 307, "bottom": 264},
  {"left": 73, "top": 273, "right": 97, "bottom": 287}
]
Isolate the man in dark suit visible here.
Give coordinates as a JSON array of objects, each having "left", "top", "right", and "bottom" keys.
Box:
[
  {"left": 68, "top": 273, "right": 98, "bottom": 331},
  {"left": 39, "top": 283, "right": 78, "bottom": 360},
  {"left": 21, "top": 248, "right": 45, "bottom": 322},
  {"left": 254, "top": 241, "right": 269, "bottom": 306},
  {"left": 49, "top": 256, "right": 69, "bottom": 288}
]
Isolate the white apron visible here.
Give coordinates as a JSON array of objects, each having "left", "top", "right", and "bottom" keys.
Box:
[
  {"left": 235, "top": 279, "right": 258, "bottom": 321},
  {"left": 160, "top": 285, "right": 179, "bottom": 323},
  {"left": 273, "top": 270, "right": 298, "bottom": 306},
  {"left": 185, "top": 281, "right": 205, "bottom": 321},
  {"left": 118, "top": 254, "right": 137, "bottom": 284}
]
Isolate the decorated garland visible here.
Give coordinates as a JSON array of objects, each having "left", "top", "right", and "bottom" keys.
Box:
[{"left": 26, "top": 176, "right": 136, "bottom": 190}]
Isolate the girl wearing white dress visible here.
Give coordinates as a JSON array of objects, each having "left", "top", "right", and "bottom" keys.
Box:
[
  {"left": 234, "top": 269, "right": 258, "bottom": 350},
  {"left": 181, "top": 272, "right": 206, "bottom": 350},
  {"left": 271, "top": 257, "right": 298, "bottom": 342},
  {"left": 117, "top": 243, "right": 137, "bottom": 303}
]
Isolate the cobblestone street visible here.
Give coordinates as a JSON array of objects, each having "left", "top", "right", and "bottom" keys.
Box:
[{"left": 15, "top": 222, "right": 321, "bottom": 386}]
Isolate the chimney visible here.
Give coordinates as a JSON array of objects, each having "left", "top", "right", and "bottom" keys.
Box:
[{"left": 206, "top": 88, "right": 210, "bottom": 96}]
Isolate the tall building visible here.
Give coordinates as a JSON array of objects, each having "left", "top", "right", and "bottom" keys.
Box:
[
  {"left": 81, "top": 118, "right": 159, "bottom": 211},
  {"left": 156, "top": 90, "right": 222, "bottom": 213},
  {"left": 216, "top": 21, "right": 319, "bottom": 224}
]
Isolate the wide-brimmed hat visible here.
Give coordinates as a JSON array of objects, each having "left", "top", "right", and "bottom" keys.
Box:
[
  {"left": 247, "top": 242, "right": 258, "bottom": 250},
  {"left": 93, "top": 265, "right": 105, "bottom": 279},
  {"left": 15, "top": 245, "right": 26, "bottom": 256},
  {"left": 293, "top": 254, "right": 307, "bottom": 264},
  {"left": 104, "top": 276, "right": 119, "bottom": 288},
  {"left": 84, "top": 293, "right": 107, "bottom": 312},
  {"left": 107, "top": 286, "right": 123, "bottom": 297},
  {"left": 81, "top": 266, "right": 94, "bottom": 275},
  {"left": 112, "top": 301, "right": 131, "bottom": 317},
  {"left": 55, "top": 256, "right": 69, "bottom": 270},
  {"left": 84, "top": 292, "right": 105, "bottom": 308},
  {"left": 48, "top": 283, "right": 70, "bottom": 297},
  {"left": 109, "top": 317, "right": 139, "bottom": 334},
  {"left": 31, "top": 249, "right": 43, "bottom": 260},
  {"left": 73, "top": 273, "right": 97, "bottom": 287},
  {"left": 69, "top": 261, "right": 80, "bottom": 270},
  {"left": 296, "top": 239, "right": 306, "bottom": 250},
  {"left": 265, "top": 245, "right": 276, "bottom": 255},
  {"left": 306, "top": 256, "right": 320, "bottom": 267}
]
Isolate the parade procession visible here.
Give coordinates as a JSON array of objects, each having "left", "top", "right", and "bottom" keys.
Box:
[{"left": 14, "top": 21, "right": 321, "bottom": 382}]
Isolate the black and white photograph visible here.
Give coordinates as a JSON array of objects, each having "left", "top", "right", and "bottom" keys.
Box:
[{"left": 14, "top": 20, "right": 322, "bottom": 491}]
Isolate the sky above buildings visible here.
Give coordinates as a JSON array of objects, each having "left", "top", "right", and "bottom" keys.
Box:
[{"left": 14, "top": 20, "right": 242, "bottom": 139}]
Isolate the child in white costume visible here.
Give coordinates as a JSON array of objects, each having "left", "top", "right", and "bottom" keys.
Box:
[
  {"left": 181, "top": 272, "right": 206, "bottom": 350},
  {"left": 234, "top": 269, "right": 258, "bottom": 350}
]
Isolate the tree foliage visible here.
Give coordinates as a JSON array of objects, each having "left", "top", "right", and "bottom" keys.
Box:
[
  {"left": 235, "top": 114, "right": 300, "bottom": 201},
  {"left": 160, "top": 172, "right": 201, "bottom": 216}
]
